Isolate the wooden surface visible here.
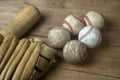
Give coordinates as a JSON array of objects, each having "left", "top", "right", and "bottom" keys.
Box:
[{"left": 0, "top": 0, "right": 120, "bottom": 80}]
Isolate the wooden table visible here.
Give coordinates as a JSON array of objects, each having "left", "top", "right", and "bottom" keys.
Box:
[{"left": 0, "top": 0, "right": 120, "bottom": 80}]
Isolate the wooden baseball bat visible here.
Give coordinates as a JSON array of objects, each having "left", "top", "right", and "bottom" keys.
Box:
[{"left": 0, "top": 5, "right": 40, "bottom": 39}]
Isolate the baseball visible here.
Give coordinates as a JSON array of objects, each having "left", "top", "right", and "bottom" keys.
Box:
[
  {"left": 78, "top": 26, "right": 102, "bottom": 48},
  {"left": 63, "top": 14, "right": 85, "bottom": 35},
  {"left": 47, "top": 27, "right": 71, "bottom": 48},
  {"left": 63, "top": 40, "right": 87, "bottom": 64},
  {"left": 84, "top": 11, "right": 105, "bottom": 29}
]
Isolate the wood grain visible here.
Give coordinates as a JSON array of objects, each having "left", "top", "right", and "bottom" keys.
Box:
[{"left": 0, "top": 0, "right": 120, "bottom": 80}]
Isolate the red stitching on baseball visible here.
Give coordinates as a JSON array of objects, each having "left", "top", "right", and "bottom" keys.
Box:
[
  {"left": 71, "top": 14, "right": 84, "bottom": 24},
  {"left": 84, "top": 15, "right": 93, "bottom": 27},
  {"left": 79, "top": 26, "right": 93, "bottom": 41},
  {"left": 63, "top": 20, "right": 74, "bottom": 35},
  {"left": 92, "top": 10, "right": 105, "bottom": 19}
]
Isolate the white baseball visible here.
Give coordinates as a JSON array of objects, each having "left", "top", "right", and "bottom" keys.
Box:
[
  {"left": 84, "top": 11, "right": 105, "bottom": 29},
  {"left": 63, "top": 14, "right": 85, "bottom": 35},
  {"left": 78, "top": 26, "right": 102, "bottom": 48}
]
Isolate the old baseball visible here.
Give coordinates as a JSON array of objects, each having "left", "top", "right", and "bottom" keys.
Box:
[
  {"left": 48, "top": 27, "right": 71, "bottom": 48},
  {"left": 78, "top": 26, "right": 102, "bottom": 48},
  {"left": 63, "top": 40, "right": 87, "bottom": 64},
  {"left": 84, "top": 11, "right": 105, "bottom": 29},
  {"left": 63, "top": 14, "right": 85, "bottom": 35}
]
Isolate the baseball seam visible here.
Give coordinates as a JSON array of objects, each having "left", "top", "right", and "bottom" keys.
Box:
[
  {"left": 84, "top": 15, "right": 93, "bottom": 27},
  {"left": 65, "top": 41, "right": 71, "bottom": 58},
  {"left": 71, "top": 14, "right": 84, "bottom": 24},
  {"left": 79, "top": 26, "right": 93, "bottom": 41},
  {"left": 51, "top": 39, "right": 68, "bottom": 48},
  {"left": 92, "top": 10, "right": 105, "bottom": 19},
  {"left": 63, "top": 20, "right": 74, "bottom": 35}
]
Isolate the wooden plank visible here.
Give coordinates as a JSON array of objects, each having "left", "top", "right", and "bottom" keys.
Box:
[
  {"left": 43, "top": 68, "right": 120, "bottom": 80},
  {"left": 0, "top": 0, "right": 120, "bottom": 80},
  {"left": 0, "top": 0, "right": 27, "bottom": 28}
]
